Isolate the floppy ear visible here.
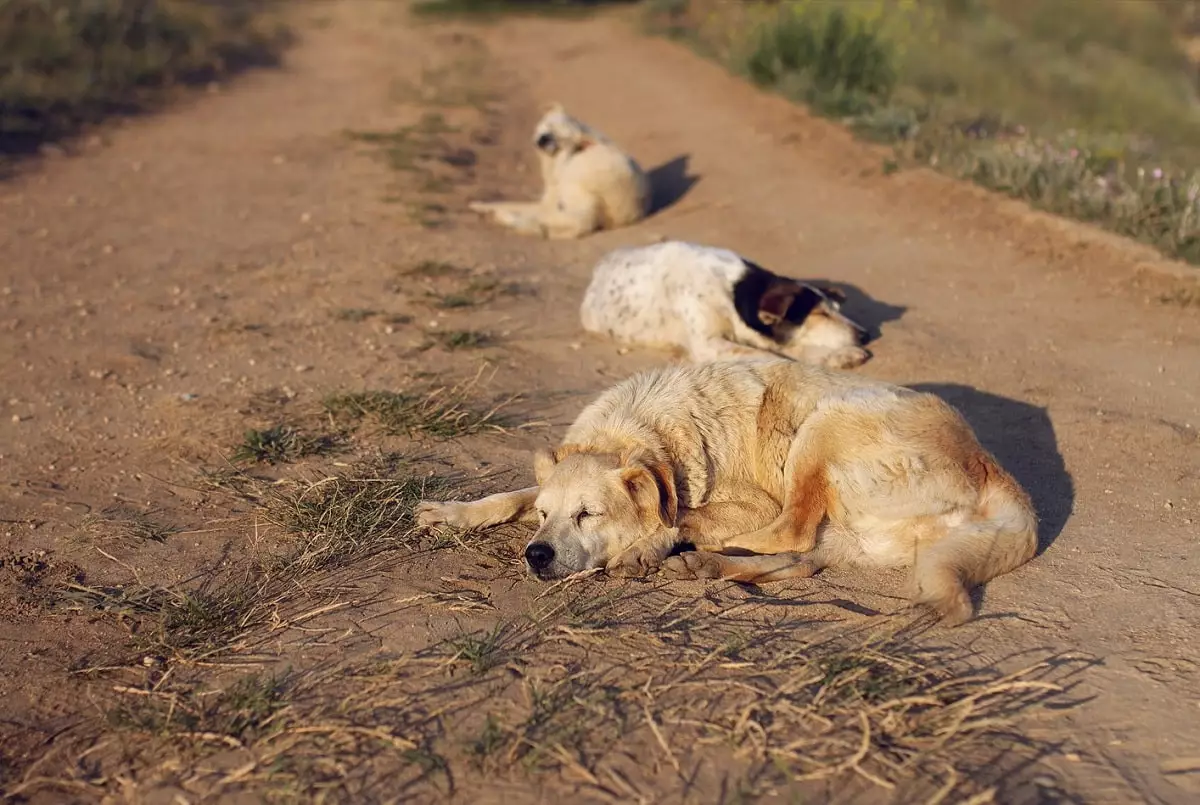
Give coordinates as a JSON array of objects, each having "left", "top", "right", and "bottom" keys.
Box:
[
  {"left": 758, "top": 278, "right": 804, "bottom": 327},
  {"left": 619, "top": 452, "right": 678, "bottom": 528},
  {"left": 533, "top": 448, "right": 558, "bottom": 485}
]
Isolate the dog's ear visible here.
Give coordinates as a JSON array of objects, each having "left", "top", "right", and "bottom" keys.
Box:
[
  {"left": 533, "top": 448, "right": 558, "bottom": 485},
  {"left": 758, "top": 278, "right": 804, "bottom": 327},
  {"left": 619, "top": 451, "right": 678, "bottom": 528},
  {"left": 544, "top": 101, "right": 565, "bottom": 115},
  {"left": 761, "top": 280, "right": 825, "bottom": 326}
]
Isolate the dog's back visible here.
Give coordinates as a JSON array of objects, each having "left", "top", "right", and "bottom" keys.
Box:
[{"left": 580, "top": 242, "right": 745, "bottom": 347}]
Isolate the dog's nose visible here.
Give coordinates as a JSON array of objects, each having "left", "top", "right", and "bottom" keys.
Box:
[
  {"left": 535, "top": 133, "right": 554, "bottom": 150},
  {"left": 525, "top": 541, "right": 555, "bottom": 571},
  {"left": 856, "top": 326, "right": 871, "bottom": 346}
]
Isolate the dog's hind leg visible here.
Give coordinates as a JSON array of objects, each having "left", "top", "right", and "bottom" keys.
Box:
[{"left": 415, "top": 487, "right": 539, "bottom": 532}]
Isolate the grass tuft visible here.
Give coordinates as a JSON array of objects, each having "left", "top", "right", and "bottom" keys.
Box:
[
  {"left": 231, "top": 424, "right": 339, "bottom": 465},
  {"left": 324, "top": 383, "right": 508, "bottom": 439},
  {"left": 430, "top": 329, "right": 494, "bottom": 350}
]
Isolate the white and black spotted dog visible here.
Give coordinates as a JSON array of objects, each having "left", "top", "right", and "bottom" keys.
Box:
[{"left": 580, "top": 241, "right": 872, "bottom": 368}]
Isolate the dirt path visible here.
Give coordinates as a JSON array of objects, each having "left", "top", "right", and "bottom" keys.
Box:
[{"left": 2, "top": 2, "right": 1199, "bottom": 803}]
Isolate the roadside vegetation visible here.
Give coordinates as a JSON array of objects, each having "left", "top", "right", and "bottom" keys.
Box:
[
  {"left": 644, "top": 0, "right": 1200, "bottom": 266},
  {"left": 0, "top": 0, "right": 289, "bottom": 161}
]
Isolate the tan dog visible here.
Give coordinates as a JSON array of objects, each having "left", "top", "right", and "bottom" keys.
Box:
[
  {"left": 415, "top": 360, "right": 1038, "bottom": 625},
  {"left": 469, "top": 103, "right": 650, "bottom": 239}
]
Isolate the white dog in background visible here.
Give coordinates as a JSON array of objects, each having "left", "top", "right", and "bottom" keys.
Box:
[
  {"left": 581, "top": 241, "right": 872, "bottom": 368},
  {"left": 469, "top": 103, "right": 651, "bottom": 239}
]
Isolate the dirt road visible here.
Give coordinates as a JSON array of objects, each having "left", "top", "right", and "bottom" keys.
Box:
[{"left": 2, "top": 2, "right": 1198, "bottom": 802}]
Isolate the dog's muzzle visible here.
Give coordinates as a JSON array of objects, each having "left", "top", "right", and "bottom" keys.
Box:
[{"left": 535, "top": 133, "right": 556, "bottom": 152}]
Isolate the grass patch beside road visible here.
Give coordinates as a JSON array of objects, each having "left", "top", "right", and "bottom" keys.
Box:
[
  {"left": 1, "top": 0, "right": 289, "bottom": 160},
  {"left": 647, "top": 0, "right": 1200, "bottom": 266}
]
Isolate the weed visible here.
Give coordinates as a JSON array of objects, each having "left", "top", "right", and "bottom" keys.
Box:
[
  {"left": 406, "top": 259, "right": 468, "bottom": 278},
  {"left": 75, "top": 506, "right": 176, "bottom": 547},
  {"left": 109, "top": 671, "right": 289, "bottom": 743},
  {"left": 446, "top": 624, "right": 510, "bottom": 675},
  {"left": 1158, "top": 284, "right": 1200, "bottom": 307},
  {"left": 0, "top": 0, "right": 290, "bottom": 158},
  {"left": 231, "top": 424, "right": 338, "bottom": 465},
  {"left": 332, "top": 308, "right": 379, "bottom": 322},
  {"left": 324, "top": 383, "right": 508, "bottom": 439},
  {"left": 346, "top": 113, "right": 459, "bottom": 173},
  {"left": 431, "top": 329, "right": 494, "bottom": 350},
  {"left": 258, "top": 470, "right": 444, "bottom": 573},
  {"left": 430, "top": 277, "right": 523, "bottom": 308}
]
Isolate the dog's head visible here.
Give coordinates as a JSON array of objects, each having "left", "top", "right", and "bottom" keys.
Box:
[
  {"left": 521, "top": 447, "right": 677, "bottom": 580},
  {"left": 533, "top": 102, "right": 593, "bottom": 156},
  {"left": 759, "top": 279, "right": 870, "bottom": 351}
]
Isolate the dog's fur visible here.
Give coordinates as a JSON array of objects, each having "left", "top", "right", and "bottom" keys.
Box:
[
  {"left": 581, "top": 241, "right": 872, "bottom": 368},
  {"left": 415, "top": 359, "right": 1037, "bottom": 625},
  {"left": 469, "top": 103, "right": 650, "bottom": 239}
]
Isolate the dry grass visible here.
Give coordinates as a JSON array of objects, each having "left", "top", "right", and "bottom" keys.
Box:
[
  {"left": 323, "top": 376, "right": 512, "bottom": 439},
  {"left": 25, "top": 575, "right": 1088, "bottom": 802},
  {"left": 231, "top": 423, "right": 342, "bottom": 465},
  {"left": 73, "top": 506, "right": 178, "bottom": 548}
]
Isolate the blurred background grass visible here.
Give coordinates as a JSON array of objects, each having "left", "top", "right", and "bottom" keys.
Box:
[
  {"left": 0, "top": 0, "right": 290, "bottom": 158},
  {"left": 646, "top": 0, "right": 1200, "bottom": 265}
]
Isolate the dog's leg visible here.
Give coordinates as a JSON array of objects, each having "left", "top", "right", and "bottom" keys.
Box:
[
  {"left": 469, "top": 201, "right": 551, "bottom": 237},
  {"left": 709, "top": 462, "right": 831, "bottom": 555},
  {"left": 687, "top": 336, "right": 785, "bottom": 363},
  {"left": 415, "top": 487, "right": 539, "bottom": 532},
  {"left": 677, "top": 494, "right": 782, "bottom": 547},
  {"left": 664, "top": 543, "right": 833, "bottom": 584}
]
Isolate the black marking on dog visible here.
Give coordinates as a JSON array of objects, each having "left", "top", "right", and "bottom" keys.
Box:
[
  {"left": 783, "top": 286, "right": 823, "bottom": 325},
  {"left": 733, "top": 260, "right": 777, "bottom": 337},
  {"left": 536, "top": 132, "right": 556, "bottom": 152},
  {"left": 735, "top": 260, "right": 825, "bottom": 338}
]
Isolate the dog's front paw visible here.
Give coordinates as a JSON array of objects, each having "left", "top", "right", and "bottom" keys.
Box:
[
  {"left": 605, "top": 545, "right": 665, "bottom": 579},
  {"left": 824, "top": 346, "right": 871, "bottom": 370},
  {"left": 662, "top": 551, "right": 725, "bottom": 580},
  {"left": 414, "top": 500, "right": 469, "bottom": 530}
]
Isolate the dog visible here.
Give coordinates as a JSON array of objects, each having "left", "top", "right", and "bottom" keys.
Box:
[
  {"left": 415, "top": 359, "right": 1038, "bottom": 625},
  {"left": 469, "top": 103, "right": 650, "bottom": 239},
  {"left": 580, "top": 241, "right": 872, "bottom": 368}
]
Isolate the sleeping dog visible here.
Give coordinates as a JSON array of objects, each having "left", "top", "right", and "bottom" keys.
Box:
[
  {"left": 416, "top": 359, "right": 1038, "bottom": 626},
  {"left": 580, "top": 241, "right": 871, "bottom": 368}
]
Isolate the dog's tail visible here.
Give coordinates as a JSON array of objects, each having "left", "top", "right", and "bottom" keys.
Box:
[{"left": 910, "top": 453, "right": 1038, "bottom": 625}]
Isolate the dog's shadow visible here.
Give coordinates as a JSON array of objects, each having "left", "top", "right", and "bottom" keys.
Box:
[
  {"left": 806, "top": 278, "right": 907, "bottom": 342},
  {"left": 908, "top": 383, "right": 1074, "bottom": 556},
  {"left": 646, "top": 154, "right": 700, "bottom": 215}
]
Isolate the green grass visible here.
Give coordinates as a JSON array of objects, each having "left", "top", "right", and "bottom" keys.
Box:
[
  {"left": 0, "top": 0, "right": 289, "bottom": 159},
  {"left": 231, "top": 424, "right": 340, "bottom": 465},
  {"left": 323, "top": 384, "right": 508, "bottom": 439},
  {"left": 654, "top": 0, "right": 1200, "bottom": 266},
  {"left": 430, "top": 329, "right": 494, "bottom": 350}
]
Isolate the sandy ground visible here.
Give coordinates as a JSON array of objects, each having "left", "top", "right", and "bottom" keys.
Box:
[{"left": 2, "top": 2, "right": 1199, "bottom": 803}]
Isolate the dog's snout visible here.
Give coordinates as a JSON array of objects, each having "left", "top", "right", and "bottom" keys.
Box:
[
  {"left": 525, "top": 541, "right": 555, "bottom": 571},
  {"left": 535, "top": 132, "right": 554, "bottom": 151}
]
